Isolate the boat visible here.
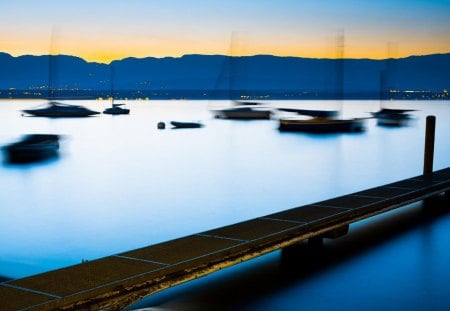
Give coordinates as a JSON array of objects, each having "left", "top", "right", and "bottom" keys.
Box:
[
  {"left": 209, "top": 36, "right": 271, "bottom": 120},
  {"left": 212, "top": 106, "right": 272, "bottom": 119},
  {"left": 278, "top": 31, "right": 367, "bottom": 133},
  {"left": 276, "top": 108, "right": 339, "bottom": 118},
  {"left": 2, "top": 134, "right": 60, "bottom": 163},
  {"left": 170, "top": 121, "right": 204, "bottom": 128},
  {"left": 22, "top": 36, "right": 100, "bottom": 118},
  {"left": 232, "top": 100, "right": 262, "bottom": 106},
  {"left": 22, "top": 101, "right": 100, "bottom": 117},
  {"left": 371, "top": 108, "right": 415, "bottom": 126},
  {"left": 103, "top": 66, "right": 130, "bottom": 115},
  {"left": 103, "top": 103, "right": 130, "bottom": 115},
  {"left": 279, "top": 116, "right": 367, "bottom": 133}
]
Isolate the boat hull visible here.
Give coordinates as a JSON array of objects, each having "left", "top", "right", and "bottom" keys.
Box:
[
  {"left": 2, "top": 134, "right": 60, "bottom": 163},
  {"left": 103, "top": 108, "right": 130, "bottom": 115},
  {"left": 372, "top": 112, "right": 413, "bottom": 127},
  {"left": 213, "top": 108, "right": 271, "bottom": 119},
  {"left": 277, "top": 108, "right": 339, "bottom": 118},
  {"left": 23, "top": 109, "right": 100, "bottom": 117},
  {"left": 22, "top": 102, "right": 100, "bottom": 117},
  {"left": 170, "top": 121, "right": 203, "bottom": 128},
  {"left": 279, "top": 118, "right": 366, "bottom": 133}
]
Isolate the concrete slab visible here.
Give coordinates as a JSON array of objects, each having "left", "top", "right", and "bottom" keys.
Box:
[
  {"left": 435, "top": 168, "right": 450, "bottom": 180},
  {"left": 0, "top": 285, "right": 54, "bottom": 311},
  {"left": 388, "top": 178, "right": 435, "bottom": 189},
  {"left": 10, "top": 256, "right": 162, "bottom": 298},
  {"left": 265, "top": 205, "right": 348, "bottom": 223},
  {"left": 355, "top": 186, "right": 413, "bottom": 198},
  {"left": 203, "top": 218, "right": 302, "bottom": 241},
  {"left": 121, "top": 235, "right": 242, "bottom": 265},
  {"left": 315, "top": 195, "right": 384, "bottom": 209}
]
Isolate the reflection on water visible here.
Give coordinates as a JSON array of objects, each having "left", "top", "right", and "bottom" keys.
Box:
[{"left": 0, "top": 100, "right": 449, "bottom": 287}]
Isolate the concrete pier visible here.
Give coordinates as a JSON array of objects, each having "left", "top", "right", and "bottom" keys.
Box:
[{"left": 1, "top": 168, "right": 449, "bottom": 310}]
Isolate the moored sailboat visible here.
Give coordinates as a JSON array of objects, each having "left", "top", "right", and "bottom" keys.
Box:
[
  {"left": 103, "top": 66, "right": 130, "bottom": 115},
  {"left": 22, "top": 101, "right": 100, "bottom": 117}
]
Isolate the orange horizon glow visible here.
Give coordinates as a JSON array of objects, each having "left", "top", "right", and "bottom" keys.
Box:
[
  {"left": 1, "top": 1, "right": 449, "bottom": 64},
  {"left": 2, "top": 42, "right": 450, "bottom": 64}
]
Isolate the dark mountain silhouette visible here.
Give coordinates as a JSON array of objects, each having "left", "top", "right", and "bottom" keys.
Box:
[{"left": 1, "top": 52, "right": 449, "bottom": 99}]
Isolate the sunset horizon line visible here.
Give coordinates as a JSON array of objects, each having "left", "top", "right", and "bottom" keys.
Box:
[{"left": 3, "top": 50, "right": 450, "bottom": 65}]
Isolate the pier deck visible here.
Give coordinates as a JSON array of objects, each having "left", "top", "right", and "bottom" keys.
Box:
[{"left": 1, "top": 168, "right": 450, "bottom": 310}]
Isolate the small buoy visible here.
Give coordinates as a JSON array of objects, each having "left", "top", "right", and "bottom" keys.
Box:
[{"left": 157, "top": 122, "right": 166, "bottom": 129}]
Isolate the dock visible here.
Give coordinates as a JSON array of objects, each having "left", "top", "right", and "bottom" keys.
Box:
[{"left": 1, "top": 167, "right": 449, "bottom": 310}]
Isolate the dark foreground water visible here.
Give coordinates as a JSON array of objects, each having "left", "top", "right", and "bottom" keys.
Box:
[{"left": 1, "top": 99, "right": 449, "bottom": 310}]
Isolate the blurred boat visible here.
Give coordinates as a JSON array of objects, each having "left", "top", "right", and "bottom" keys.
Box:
[
  {"left": 371, "top": 108, "right": 415, "bottom": 126},
  {"left": 22, "top": 101, "right": 100, "bottom": 117},
  {"left": 2, "top": 134, "right": 60, "bottom": 163},
  {"left": 279, "top": 117, "right": 367, "bottom": 133},
  {"left": 170, "top": 121, "right": 204, "bottom": 128},
  {"left": 277, "top": 108, "right": 339, "bottom": 118},
  {"left": 212, "top": 106, "right": 272, "bottom": 119},
  {"left": 233, "top": 100, "right": 262, "bottom": 106},
  {"left": 103, "top": 66, "right": 130, "bottom": 115},
  {"left": 103, "top": 103, "right": 130, "bottom": 115}
]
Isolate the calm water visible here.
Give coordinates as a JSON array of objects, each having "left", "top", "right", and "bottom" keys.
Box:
[{"left": 1, "top": 99, "right": 450, "bottom": 310}]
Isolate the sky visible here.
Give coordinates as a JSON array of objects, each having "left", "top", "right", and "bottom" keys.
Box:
[{"left": 1, "top": 0, "right": 449, "bottom": 63}]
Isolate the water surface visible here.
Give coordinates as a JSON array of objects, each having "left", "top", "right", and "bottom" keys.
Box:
[{"left": 1, "top": 100, "right": 449, "bottom": 307}]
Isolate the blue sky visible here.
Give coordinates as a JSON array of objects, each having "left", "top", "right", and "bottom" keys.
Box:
[{"left": 1, "top": 0, "right": 449, "bottom": 63}]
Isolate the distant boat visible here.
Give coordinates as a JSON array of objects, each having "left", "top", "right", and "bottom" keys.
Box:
[
  {"left": 103, "top": 103, "right": 130, "bottom": 115},
  {"left": 371, "top": 108, "right": 415, "bottom": 126},
  {"left": 278, "top": 31, "right": 367, "bottom": 133},
  {"left": 2, "top": 134, "right": 60, "bottom": 163},
  {"left": 279, "top": 117, "right": 367, "bottom": 133},
  {"left": 277, "top": 108, "right": 339, "bottom": 118},
  {"left": 22, "top": 32, "right": 99, "bottom": 118},
  {"left": 232, "top": 100, "right": 263, "bottom": 106},
  {"left": 170, "top": 121, "right": 204, "bottom": 128},
  {"left": 212, "top": 106, "right": 272, "bottom": 119},
  {"left": 22, "top": 101, "right": 100, "bottom": 117},
  {"left": 103, "top": 66, "right": 130, "bottom": 115},
  {"left": 209, "top": 34, "right": 271, "bottom": 119}
]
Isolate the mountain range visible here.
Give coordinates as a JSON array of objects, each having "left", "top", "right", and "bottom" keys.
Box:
[{"left": 1, "top": 52, "right": 449, "bottom": 99}]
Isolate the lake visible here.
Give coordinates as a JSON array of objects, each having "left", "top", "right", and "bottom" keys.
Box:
[{"left": 1, "top": 99, "right": 449, "bottom": 310}]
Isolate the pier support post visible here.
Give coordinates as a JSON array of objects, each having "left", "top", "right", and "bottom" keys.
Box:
[
  {"left": 322, "top": 225, "right": 349, "bottom": 239},
  {"left": 423, "top": 115, "right": 436, "bottom": 175}
]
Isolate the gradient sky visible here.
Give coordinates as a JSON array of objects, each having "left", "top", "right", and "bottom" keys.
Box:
[{"left": 1, "top": 0, "right": 449, "bottom": 63}]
